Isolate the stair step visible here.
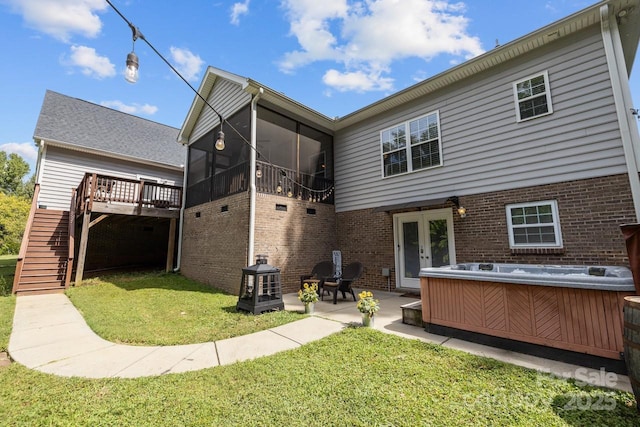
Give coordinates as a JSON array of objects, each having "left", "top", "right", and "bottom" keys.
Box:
[
  {"left": 20, "top": 270, "right": 66, "bottom": 277},
  {"left": 19, "top": 273, "right": 64, "bottom": 286},
  {"left": 22, "top": 256, "right": 67, "bottom": 266},
  {"left": 15, "top": 282, "right": 65, "bottom": 291},
  {"left": 15, "top": 288, "right": 65, "bottom": 296}
]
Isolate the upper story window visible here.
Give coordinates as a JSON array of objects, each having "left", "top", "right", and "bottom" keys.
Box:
[
  {"left": 513, "top": 71, "right": 553, "bottom": 122},
  {"left": 381, "top": 111, "right": 442, "bottom": 177},
  {"left": 506, "top": 200, "right": 563, "bottom": 248}
]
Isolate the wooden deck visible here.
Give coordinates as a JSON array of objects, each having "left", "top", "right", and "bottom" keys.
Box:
[
  {"left": 76, "top": 173, "right": 181, "bottom": 219},
  {"left": 420, "top": 276, "right": 633, "bottom": 359}
]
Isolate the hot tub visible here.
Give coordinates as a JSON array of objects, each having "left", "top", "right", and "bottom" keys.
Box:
[{"left": 419, "top": 263, "right": 636, "bottom": 359}]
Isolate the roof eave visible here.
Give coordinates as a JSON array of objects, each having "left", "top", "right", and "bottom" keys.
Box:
[{"left": 37, "top": 138, "right": 184, "bottom": 171}]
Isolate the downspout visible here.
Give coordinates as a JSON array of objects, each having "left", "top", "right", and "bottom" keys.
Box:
[
  {"left": 174, "top": 143, "right": 189, "bottom": 271},
  {"left": 34, "top": 140, "right": 46, "bottom": 208},
  {"left": 600, "top": 5, "right": 640, "bottom": 222},
  {"left": 248, "top": 87, "right": 264, "bottom": 266}
]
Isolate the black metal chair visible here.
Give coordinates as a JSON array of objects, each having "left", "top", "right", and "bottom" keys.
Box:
[
  {"left": 322, "top": 261, "right": 364, "bottom": 304},
  {"left": 300, "top": 261, "right": 335, "bottom": 290}
]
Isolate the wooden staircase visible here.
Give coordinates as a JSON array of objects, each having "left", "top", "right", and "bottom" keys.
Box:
[{"left": 12, "top": 209, "right": 71, "bottom": 295}]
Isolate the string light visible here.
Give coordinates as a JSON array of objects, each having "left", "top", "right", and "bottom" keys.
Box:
[{"left": 106, "top": 0, "right": 334, "bottom": 202}]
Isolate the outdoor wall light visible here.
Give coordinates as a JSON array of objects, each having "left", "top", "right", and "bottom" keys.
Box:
[
  {"left": 215, "top": 130, "right": 225, "bottom": 151},
  {"left": 448, "top": 196, "right": 467, "bottom": 218}
]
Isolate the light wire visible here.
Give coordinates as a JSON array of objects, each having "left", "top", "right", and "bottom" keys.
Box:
[{"left": 105, "top": 0, "right": 334, "bottom": 198}]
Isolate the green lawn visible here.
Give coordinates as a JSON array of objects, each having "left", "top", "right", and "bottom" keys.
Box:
[
  {"left": 0, "top": 328, "right": 638, "bottom": 426},
  {"left": 0, "top": 254, "right": 17, "bottom": 297},
  {"left": 65, "top": 272, "right": 305, "bottom": 345},
  {"left": 1, "top": 271, "right": 638, "bottom": 425}
]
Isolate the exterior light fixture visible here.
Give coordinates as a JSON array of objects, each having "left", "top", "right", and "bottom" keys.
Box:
[
  {"left": 287, "top": 189, "right": 293, "bottom": 198},
  {"left": 124, "top": 51, "right": 139, "bottom": 83},
  {"left": 256, "top": 165, "right": 262, "bottom": 179},
  {"left": 447, "top": 196, "right": 467, "bottom": 218},
  {"left": 215, "top": 130, "right": 225, "bottom": 151},
  {"left": 276, "top": 182, "right": 282, "bottom": 193}
]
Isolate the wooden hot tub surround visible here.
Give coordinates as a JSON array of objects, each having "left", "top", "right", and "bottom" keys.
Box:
[{"left": 420, "top": 264, "right": 636, "bottom": 360}]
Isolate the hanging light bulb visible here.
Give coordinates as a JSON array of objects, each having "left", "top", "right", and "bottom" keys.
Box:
[
  {"left": 276, "top": 182, "right": 282, "bottom": 193},
  {"left": 215, "top": 130, "right": 225, "bottom": 151},
  {"left": 255, "top": 165, "right": 262, "bottom": 179},
  {"left": 287, "top": 188, "right": 293, "bottom": 198},
  {"left": 124, "top": 51, "right": 139, "bottom": 83}
]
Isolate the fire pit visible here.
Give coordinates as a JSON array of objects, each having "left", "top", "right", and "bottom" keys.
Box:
[{"left": 237, "top": 255, "right": 284, "bottom": 314}]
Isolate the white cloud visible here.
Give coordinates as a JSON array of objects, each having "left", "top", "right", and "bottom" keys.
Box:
[
  {"left": 322, "top": 68, "right": 393, "bottom": 92},
  {"left": 100, "top": 100, "right": 159, "bottom": 116},
  {"left": 230, "top": 0, "right": 250, "bottom": 25},
  {"left": 279, "top": 0, "right": 485, "bottom": 93},
  {"left": 169, "top": 47, "right": 204, "bottom": 82},
  {"left": 65, "top": 45, "right": 115, "bottom": 79},
  {"left": 3, "top": 0, "right": 107, "bottom": 42},
  {"left": 0, "top": 142, "right": 38, "bottom": 162}
]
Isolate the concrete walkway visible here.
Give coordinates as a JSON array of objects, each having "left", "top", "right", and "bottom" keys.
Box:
[{"left": 7, "top": 290, "right": 633, "bottom": 393}]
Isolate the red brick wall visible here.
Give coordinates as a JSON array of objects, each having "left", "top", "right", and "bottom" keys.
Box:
[
  {"left": 180, "top": 192, "right": 250, "bottom": 295},
  {"left": 254, "top": 193, "right": 337, "bottom": 293},
  {"left": 181, "top": 192, "right": 337, "bottom": 295},
  {"left": 453, "top": 174, "right": 634, "bottom": 265},
  {"left": 337, "top": 174, "right": 635, "bottom": 291}
]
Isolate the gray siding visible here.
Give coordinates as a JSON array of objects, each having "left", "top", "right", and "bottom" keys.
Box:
[
  {"left": 39, "top": 145, "right": 183, "bottom": 210},
  {"left": 190, "top": 78, "right": 251, "bottom": 143},
  {"left": 334, "top": 25, "right": 625, "bottom": 212}
]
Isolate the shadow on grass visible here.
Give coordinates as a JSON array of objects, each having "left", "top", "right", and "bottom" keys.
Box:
[{"left": 84, "top": 270, "right": 231, "bottom": 296}]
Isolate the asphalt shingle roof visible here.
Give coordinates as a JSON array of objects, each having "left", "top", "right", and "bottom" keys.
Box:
[{"left": 34, "top": 90, "right": 184, "bottom": 168}]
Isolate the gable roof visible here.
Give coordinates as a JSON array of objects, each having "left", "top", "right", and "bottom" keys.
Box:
[
  {"left": 179, "top": 0, "right": 639, "bottom": 137},
  {"left": 34, "top": 90, "right": 184, "bottom": 169}
]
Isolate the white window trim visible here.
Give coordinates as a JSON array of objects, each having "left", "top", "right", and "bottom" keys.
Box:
[
  {"left": 379, "top": 110, "right": 443, "bottom": 178},
  {"left": 513, "top": 70, "right": 553, "bottom": 122},
  {"left": 506, "top": 200, "right": 563, "bottom": 249}
]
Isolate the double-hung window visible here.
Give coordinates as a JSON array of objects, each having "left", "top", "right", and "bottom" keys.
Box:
[
  {"left": 513, "top": 71, "right": 553, "bottom": 121},
  {"left": 381, "top": 111, "right": 442, "bottom": 177},
  {"left": 506, "top": 200, "right": 563, "bottom": 248}
]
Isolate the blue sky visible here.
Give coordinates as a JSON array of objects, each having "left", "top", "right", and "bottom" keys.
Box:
[{"left": 1, "top": 0, "right": 639, "bottom": 177}]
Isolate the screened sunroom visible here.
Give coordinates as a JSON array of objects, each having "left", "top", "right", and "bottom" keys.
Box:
[{"left": 185, "top": 105, "right": 334, "bottom": 208}]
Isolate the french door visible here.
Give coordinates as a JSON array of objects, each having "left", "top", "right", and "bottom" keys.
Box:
[{"left": 393, "top": 209, "right": 456, "bottom": 289}]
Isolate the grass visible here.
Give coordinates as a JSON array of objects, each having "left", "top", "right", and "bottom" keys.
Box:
[
  {"left": 0, "top": 254, "right": 17, "bottom": 297},
  {"left": 0, "top": 328, "right": 638, "bottom": 426},
  {"left": 65, "top": 272, "right": 306, "bottom": 345},
  {"left": 0, "top": 254, "right": 16, "bottom": 350},
  {"left": 1, "top": 271, "right": 638, "bottom": 425}
]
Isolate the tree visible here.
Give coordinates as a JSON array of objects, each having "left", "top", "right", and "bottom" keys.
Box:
[
  {"left": 0, "top": 150, "right": 31, "bottom": 196},
  {"left": 0, "top": 192, "right": 30, "bottom": 255}
]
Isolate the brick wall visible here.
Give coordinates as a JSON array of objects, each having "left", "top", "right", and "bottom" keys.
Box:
[
  {"left": 453, "top": 174, "right": 634, "bottom": 265},
  {"left": 336, "top": 209, "right": 396, "bottom": 291},
  {"left": 180, "top": 192, "right": 250, "bottom": 295},
  {"left": 254, "top": 193, "right": 337, "bottom": 293},
  {"left": 337, "top": 174, "right": 635, "bottom": 291},
  {"left": 181, "top": 192, "right": 337, "bottom": 295}
]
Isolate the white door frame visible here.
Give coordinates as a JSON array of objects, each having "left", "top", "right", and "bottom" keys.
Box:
[{"left": 393, "top": 208, "right": 456, "bottom": 289}]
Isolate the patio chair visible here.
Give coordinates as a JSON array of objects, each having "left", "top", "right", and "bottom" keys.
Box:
[
  {"left": 300, "top": 261, "right": 335, "bottom": 290},
  {"left": 322, "top": 261, "right": 364, "bottom": 304}
]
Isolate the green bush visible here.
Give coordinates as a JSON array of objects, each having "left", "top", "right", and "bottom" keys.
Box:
[{"left": 0, "top": 193, "right": 30, "bottom": 255}]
